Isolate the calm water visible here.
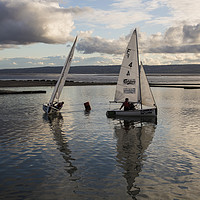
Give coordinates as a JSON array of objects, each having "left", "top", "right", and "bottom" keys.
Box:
[{"left": 0, "top": 85, "right": 200, "bottom": 200}]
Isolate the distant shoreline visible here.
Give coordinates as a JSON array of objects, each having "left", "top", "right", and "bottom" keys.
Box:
[
  {"left": 0, "top": 80, "right": 116, "bottom": 87},
  {"left": 1, "top": 64, "right": 200, "bottom": 75},
  {"left": 1, "top": 79, "right": 200, "bottom": 89}
]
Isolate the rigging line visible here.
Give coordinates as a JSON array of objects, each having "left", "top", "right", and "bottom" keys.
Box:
[{"left": 135, "top": 28, "right": 142, "bottom": 110}]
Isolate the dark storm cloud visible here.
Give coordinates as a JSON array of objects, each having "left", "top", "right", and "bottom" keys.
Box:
[{"left": 0, "top": 0, "right": 90, "bottom": 46}]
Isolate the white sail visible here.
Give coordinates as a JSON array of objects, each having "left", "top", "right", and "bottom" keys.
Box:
[
  {"left": 49, "top": 36, "right": 78, "bottom": 105},
  {"left": 114, "top": 29, "right": 140, "bottom": 103},
  {"left": 140, "top": 62, "right": 156, "bottom": 107}
]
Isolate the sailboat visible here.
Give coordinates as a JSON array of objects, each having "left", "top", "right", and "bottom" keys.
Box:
[
  {"left": 106, "top": 29, "right": 157, "bottom": 118},
  {"left": 43, "top": 36, "right": 78, "bottom": 114}
]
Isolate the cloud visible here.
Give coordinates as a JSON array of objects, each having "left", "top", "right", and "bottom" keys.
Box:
[
  {"left": 140, "top": 52, "right": 200, "bottom": 65},
  {"left": 165, "top": 0, "right": 200, "bottom": 25},
  {"left": 0, "top": 0, "right": 89, "bottom": 46},
  {"left": 0, "top": 54, "right": 119, "bottom": 68},
  {"left": 148, "top": 44, "right": 200, "bottom": 54},
  {"left": 1, "top": 0, "right": 199, "bottom": 49},
  {"left": 73, "top": 55, "right": 118, "bottom": 66},
  {"left": 77, "top": 36, "right": 127, "bottom": 54},
  {"left": 74, "top": 1, "right": 152, "bottom": 29},
  {"left": 0, "top": 44, "right": 18, "bottom": 50},
  {"left": 78, "top": 30, "right": 93, "bottom": 38},
  {"left": 0, "top": 55, "right": 66, "bottom": 68},
  {"left": 145, "top": 0, "right": 200, "bottom": 27},
  {"left": 0, "top": 0, "right": 200, "bottom": 67},
  {"left": 145, "top": 24, "right": 200, "bottom": 53},
  {"left": 76, "top": 24, "right": 200, "bottom": 55},
  {"left": 1, "top": 51, "right": 199, "bottom": 69},
  {"left": 183, "top": 24, "right": 200, "bottom": 43},
  {"left": 71, "top": 0, "right": 200, "bottom": 31}
]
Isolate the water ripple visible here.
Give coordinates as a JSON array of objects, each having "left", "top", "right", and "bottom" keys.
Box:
[{"left": 0, "top": 86, "right": 200, "bottom": 199}]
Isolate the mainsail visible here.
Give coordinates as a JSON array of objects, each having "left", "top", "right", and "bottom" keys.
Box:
[
  {"left": 49, "top": 36, "right": 78, "bottom": 105},
  {"left": 140, "top": 62, "right": 156, "bottom": 107},
  {"left": 114, "top": 29, "right": 140, "bottom": 103}
]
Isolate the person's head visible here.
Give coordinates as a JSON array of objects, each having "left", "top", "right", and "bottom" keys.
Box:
[{"left": 125, "top": 98, "right": 129, "bottom": 102}]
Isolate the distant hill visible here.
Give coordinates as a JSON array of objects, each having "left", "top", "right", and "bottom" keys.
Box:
[
  {"left": 1, "top": 64, "right": 200, "bottom": 74},
  {"left": 0, "top": 65, "right": 120, "bottom": 74},
  {"left": 143, "top": 64, "right": 200, "bottom": 74}
]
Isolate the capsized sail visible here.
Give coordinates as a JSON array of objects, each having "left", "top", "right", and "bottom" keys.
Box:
[
  {"left": 140, "top": 62, "right": 156, "bottom": 108},
  {"left": 114, "top": 29, "right": 140, "bottom": 103},
  {"left": 49, "top": 36, "right": 78, "bottom": 105}
]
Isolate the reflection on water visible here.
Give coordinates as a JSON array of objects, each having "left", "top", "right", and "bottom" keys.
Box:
[
  {"left": 114, "top": 120, "right": 156, "bottom": 198},
  {"left": 0, "top": 85, "right": 200, "bottom": 199},
  {"left": 84, "top": 110, "right": 91, "bottom": 116},
  {"left": 111, "top": 116, "right": 157, "bottom": 125},
  {"left": 43, "top": 113, "right": 77, "bottom": 176}
]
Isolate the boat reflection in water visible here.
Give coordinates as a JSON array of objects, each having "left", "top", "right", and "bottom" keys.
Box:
[
  {"left": 114, "top": 119, "right": 156, "bottom": 198},
  {"left": 111, "top": 115, "right": 157, "bottom": 125},
  {"left": 43, "top": 113, "right": 77, "bottom": 176}
]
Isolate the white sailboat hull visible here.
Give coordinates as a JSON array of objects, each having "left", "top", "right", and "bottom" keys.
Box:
[{"left": 106, "top": 107, "right": 157, "bottom": 118}]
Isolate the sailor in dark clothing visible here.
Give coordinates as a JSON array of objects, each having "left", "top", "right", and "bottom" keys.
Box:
[
  {"left": 53, "top": 102, "right": 64, "bottom": 109},
  {"left": 120, "top": 98, "right": 130, "bottom": 111},
  {"left": 129, "top": 102, "right": 136, "bottom": 110}
]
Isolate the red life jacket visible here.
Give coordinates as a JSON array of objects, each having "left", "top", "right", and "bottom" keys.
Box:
[{"left": 123, "top": 101, "right": 130, "bottom": 108}]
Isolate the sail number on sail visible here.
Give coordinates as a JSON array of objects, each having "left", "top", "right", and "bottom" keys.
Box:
[
  {"left": 123, "top": 79, "right": 136, "bottom": 85},
  {"left": 123, "top": 48, "right": 137, "bottom": 95}
]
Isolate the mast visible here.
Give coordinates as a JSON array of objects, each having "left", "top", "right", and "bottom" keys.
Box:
[
  {"left": 49, "top": 36, "right": 78, "bottom": 105},
  {"left": 135, "top": 29, "right": 142, "bottom": 110}
]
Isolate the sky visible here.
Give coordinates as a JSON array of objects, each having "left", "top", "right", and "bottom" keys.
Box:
[{"left": 0, "top": 0, "right": 200, "bottom": 69}]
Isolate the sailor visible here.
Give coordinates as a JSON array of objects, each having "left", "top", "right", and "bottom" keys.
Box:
[
  {"left": 129, "top": 102, "right": 136, "bottom": 110},
  {"left": 84, "top": 102, "right": 91, "bottom": 111},
  {"left": 120, "top": 98, "right": 130, "bottom": 111},
  {"left": 53, "top": 102, "right": 64, "bottom": 109},
  {"left": 57, "top": 102, "right": 64, "bottom": 109}
]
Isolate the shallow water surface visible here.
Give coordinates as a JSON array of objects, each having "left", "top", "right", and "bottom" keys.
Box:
[{"left": 0, "top": 85, "right": 200, "bottom": 199}]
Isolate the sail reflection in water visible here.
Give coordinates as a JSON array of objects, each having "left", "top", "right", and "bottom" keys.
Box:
[
  {"left": 43, "top": 113, "right": 77, "bottom": 176},
  {"left": 114, "top": 120, "right": 156, "bottom": 198}
]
